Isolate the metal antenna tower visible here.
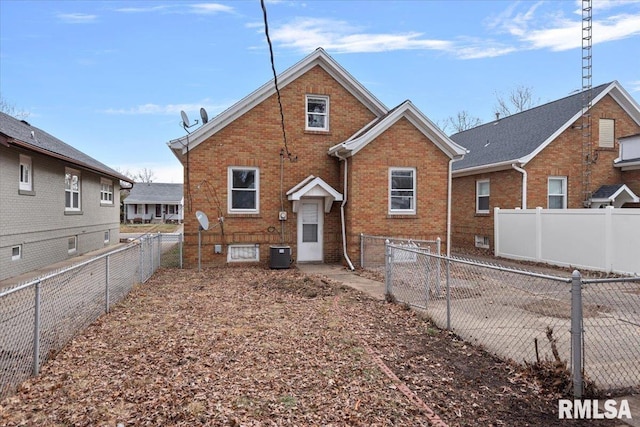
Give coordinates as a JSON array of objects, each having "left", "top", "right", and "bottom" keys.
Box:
[{"left": 581, "top": 0, "right": 593, "bottom": 207}]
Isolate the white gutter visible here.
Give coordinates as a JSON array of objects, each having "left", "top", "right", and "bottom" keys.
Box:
[
  {"left": 511, "top": 164, "right": 527, "bottom": 209},
  {"left": 336, "top": 153, "right": 355, "bottom": 270}
]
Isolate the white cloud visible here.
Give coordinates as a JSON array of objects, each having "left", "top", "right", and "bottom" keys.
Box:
[
  {"left": 269, "top": 17, "right": 454, "bottom": 54},
  {"left": 189, "top": 3, "right": 235, "bottom": 15},
  {"left": 628, "top": 80, "right": 640, "bottom": 92},
  {"left": 56, "top": 13, "right": 97, "bottom": 24},
  {"left": 103, "top": 99, "right": 233, "bottom": 116},
  {"left": 114, "top": 3, "right": 234, "bottom": 15}
]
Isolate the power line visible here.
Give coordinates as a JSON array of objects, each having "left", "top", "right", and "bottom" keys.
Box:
[{"left": 260, "top": 0, "right": 295, "bottom": 161}]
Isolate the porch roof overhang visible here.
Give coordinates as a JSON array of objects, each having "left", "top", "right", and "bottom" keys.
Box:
[
  {"left": 287, "top": 175, "right": 343, "bottom": 213},
  {"left": 590, "top": 184, "right": 640, "bottom": 208}
]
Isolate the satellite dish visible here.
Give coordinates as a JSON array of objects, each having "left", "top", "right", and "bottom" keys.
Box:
[
  {"left": 181, "top": 110, "right": 190, "bottom": 128},
  {"left": 195, "top": 210, "right": 209, "bottom": 230},
  {"left": 200, "top": 108, "right": 209, "bottom": 124}
]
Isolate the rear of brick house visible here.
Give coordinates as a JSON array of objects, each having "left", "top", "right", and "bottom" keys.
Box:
[
  {"left": 449, "top": 81, "right": 640, "bottom": 253},
  {"left": 168, "top": 48, "right": 466, "bottom": 268}
]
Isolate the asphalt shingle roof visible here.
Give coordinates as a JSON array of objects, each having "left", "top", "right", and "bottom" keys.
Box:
[
  {"left": 124, "top": 183, "right": 183, "bottom": 204},
  {"left": 0, "top": 111, "right": 130, "bottom": 182},
  {"left": 450, "top": 83, "right": 611, "bottom": 171}
]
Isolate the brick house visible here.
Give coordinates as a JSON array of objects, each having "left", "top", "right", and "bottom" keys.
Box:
[
  {"left": 168, "top": 48, "right": 466, "bottom": 268},
  {"left": 449, "top": 81, "right": 640, "bottom": 253}
]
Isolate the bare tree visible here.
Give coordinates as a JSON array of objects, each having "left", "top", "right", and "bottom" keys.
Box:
[
  {"left": 131, "top": 168, "right": 155, "bottom": 183},
  {"left": 442, "top": 110, "right": 483, "bottom": 134},
  {"left": 0, "top": 94, "right": 30, "bottom": 120},
  {"left": 493, "top": 85, "right": 539, "bottom": 118}
]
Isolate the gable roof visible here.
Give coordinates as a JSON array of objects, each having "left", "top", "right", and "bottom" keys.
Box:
[
  {"left": 0, "top": 111, "right": 131, "bottom": 183},
  {"left": 450, "top": 81, "right": 640, "bottom": 175},
  {"left": 168, "top": 48, "right": 389, "bottom": 160},
  {"left": 591, "top": 184, "right": 639, "bottom": 207},
  {"left": 328, "top": 100, "right": 467, "bottom": 160},
  {"left": 287, "top": 175, "right": 343, "bottom": 213},
  {"left": 124, "top": 182, "right": 183, "bottom": 205}
]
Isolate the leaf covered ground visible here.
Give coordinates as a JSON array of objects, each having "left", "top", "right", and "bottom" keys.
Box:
[{"left": 0, "top": 267, "right": 616, "bottom": 426}]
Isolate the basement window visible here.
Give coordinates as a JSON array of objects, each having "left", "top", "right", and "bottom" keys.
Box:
[
  {"left": 475, "top": 236, "right": 490, "bottom": 249},
  {"left": 12, "top": 245, "right": 22, "bottom": 261},
  {"left": 227, "top": 244, "right": 259, "bottom": 263}
]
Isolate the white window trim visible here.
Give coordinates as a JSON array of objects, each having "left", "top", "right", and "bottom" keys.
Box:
[
  {"left": 389, "top": 167, "right": 417, "bottom": 215},
  {"left": 227, "top": 244, "right": 260, "bottom": 263},
  {"left": 100, "top": 178, "right": 114, "bottom": 205},
  {"left": 19, "top": 155, "right": 33, "bottom": 192},
  {"left": 11, "top": 245, "right": 22, "bottom": 261},
  {"left": 228, "top": 167, "right": 259, "bottom": 213},
  {"left": 104, "top": 230, "right": 110, "bottom": 244},
  {"left": 68, "top": 236, "right": 77, "bottom": 254},
  {"left": 475, "top": 235, "right": 490, "bottom": 249},
  {"left": 548, "top": 176, "right": 568, "bottom": 209},
  {"left": 476, "top": 179, "right": 490, "bottom": 214},
  {"left": 599, "top": 118, "right": 615, "bottom": 148},
  {"left": 65, "top": 168, "right": 81, "bottom": 211},
  {"left": 305, "top": 95, "right": 329, "bottom": 131}
]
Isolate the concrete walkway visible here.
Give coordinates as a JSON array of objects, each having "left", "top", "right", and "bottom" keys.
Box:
[
  {"left": 296, "top": 263, "right": 385, "bottom": 300},
  {"left": 296, "top": 263, "right": 638, "bottom": 426}
]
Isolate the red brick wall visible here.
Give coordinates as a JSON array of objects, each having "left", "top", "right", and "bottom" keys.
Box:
[
  {"left": 179, "top": 65, "right": 377, "bottom": 268},
  {"left": 346, "top": 117, "right": 453, "bottom": 261},
  {"left": 451, "top": 93, "right": 640, "bottom": 253}
]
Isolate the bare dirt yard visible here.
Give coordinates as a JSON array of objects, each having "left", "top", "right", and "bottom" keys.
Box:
[{"left": 0, "top": 267, "right": 615, "bottom": 426}]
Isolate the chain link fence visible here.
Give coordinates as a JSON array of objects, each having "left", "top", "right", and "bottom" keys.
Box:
[
  {"left": 360, "top": 233, "right": 440, "bottom": 270},
  {"left": 383, "top": 242, "right": 640, "bottom": 396},
  {"left": 0, "top": 233, "right": 182, "bottom": 400}
]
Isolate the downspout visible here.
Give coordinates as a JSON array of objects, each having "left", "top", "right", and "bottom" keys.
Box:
[
  {"left": 447, "top": 159, "right": 453, "bottom": 257},
  {"left": 512, "top": 164, "right": 527, "bottom": 209},
  {"left": 337, "top": 153, "right": 355, "bottom": 270}
]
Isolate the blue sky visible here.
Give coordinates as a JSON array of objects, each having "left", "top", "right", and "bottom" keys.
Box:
[{"left": 2, "top": 0, "right": 639, "bottom": 183}]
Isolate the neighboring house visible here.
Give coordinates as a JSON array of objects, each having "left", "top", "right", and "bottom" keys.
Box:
[
  {"left": 449, "top": 81, "right": 640, "bottom": 253},
  {"left": 0, "top": 112, "right": 132, "bottom": 281},
  {"left": 123, "top": 183, "right": 184, "bottom": 224},
  {"left": 168, "top": 48, "right": 466, "bottom": 268}
]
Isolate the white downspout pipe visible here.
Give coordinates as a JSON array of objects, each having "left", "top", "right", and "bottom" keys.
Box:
[
  {"left": 337, "top": 153, "right": 355, "bottom": 270},
  {"left": 512, "top": 164, "right": 527, "bottom": 209},
  {"left": 447, "top": 159, "right": 454, "bottom": 257}
]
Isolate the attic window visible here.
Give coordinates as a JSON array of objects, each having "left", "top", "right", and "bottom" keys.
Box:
[
  {"left": 599, "top": 118, "right": 614, "bottom": 148},
  {"left": 306, "top": 95, "right": 329, "bottom": 131}
]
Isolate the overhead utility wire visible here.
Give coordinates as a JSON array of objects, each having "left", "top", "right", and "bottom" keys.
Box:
[{"left": 260, "top": 0, "right": 295, "bottom": 161}]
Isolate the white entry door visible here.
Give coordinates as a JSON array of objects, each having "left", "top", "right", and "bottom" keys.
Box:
[{"left": 297, "top": 199, "right": 323, "bottom": 262}]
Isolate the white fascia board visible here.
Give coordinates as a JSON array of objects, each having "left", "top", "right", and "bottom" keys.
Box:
[
  {"left": 519, "top": 82, "right": 620, "bottom": 165},
  {"left": 169, "top": 49, "right": 388, "bottom": 156},
  {"left": 608, "top": 81, "right": 640, "bottom": 126},
  {"left": 452, "top": 159, "right": 522, "bottom": 178},
  {"left": 286, "top": 175, "right": 316, "bottom": 196},
  {"left": 340, "top": 101, "right": 467, "bottom": 159}
]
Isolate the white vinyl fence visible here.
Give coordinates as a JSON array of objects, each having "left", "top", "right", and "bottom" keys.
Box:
[{"left": 494, "top": 207, "right": 640, "bottom": 275}]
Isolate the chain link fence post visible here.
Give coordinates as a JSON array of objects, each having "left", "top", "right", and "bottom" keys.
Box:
[
  {"left": 445, "top": 257, "right": 451, "bottom": 331},
  {"left": 105, "top": 255, "right": 110, "bottom": 314},
  {"left": 571, "top": 270, "right": 583, "bottom": 399},
  {"left": 32, "top": 280, "right": 41, "bottom": 376},
  {"left": 360, "top": 233, "right": 364, "bottom": 268},
  {"left": 384, "top": 239, "right": 391, "bottom": 296}
]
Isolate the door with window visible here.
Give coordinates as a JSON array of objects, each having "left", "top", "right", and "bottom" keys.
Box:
[{"left": 297, "top": 199, "right": 323, "bottom": 262}]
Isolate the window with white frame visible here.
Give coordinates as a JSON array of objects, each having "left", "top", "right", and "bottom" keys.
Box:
[
  {"left": 599, "top": 118, "right": 615, "bottom": 148},
  {"left": 227, "top": 244, "right": 259, "bottom": 262},
  {"left": 389, "top": 168, "right": 416, "bottom": 214},
  {"left": 476, "top": 180, "right": 490, "bottom": 214},
  {"left": 68, "top": 236, "right": 77, "bottom": 253},
  {"left": 19, "top": 155, "right": 33, "bottom": 192},
  {"left": 100, "top": 178, "right": 114, "bottom": 204},
  {"left": 12, "top": 245, "right": 22, "bottom": 261},
  {"left": 228, "top": 167, "right": 259, "bottom": 213},
  {"left": 548, "top": 177, "right": 567, "bottom": 209},
  {"left": 475, "top": 235, "right": 490, "bottom": 249},
  {"left": 306, "top": 95, "right": 329, "bottom": 131},
  {"left": 65, "top": 168, "right": 81, "bottom": 211},
  {"left": 104, "top": 230, "right": 110, "bottom": 244}
]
